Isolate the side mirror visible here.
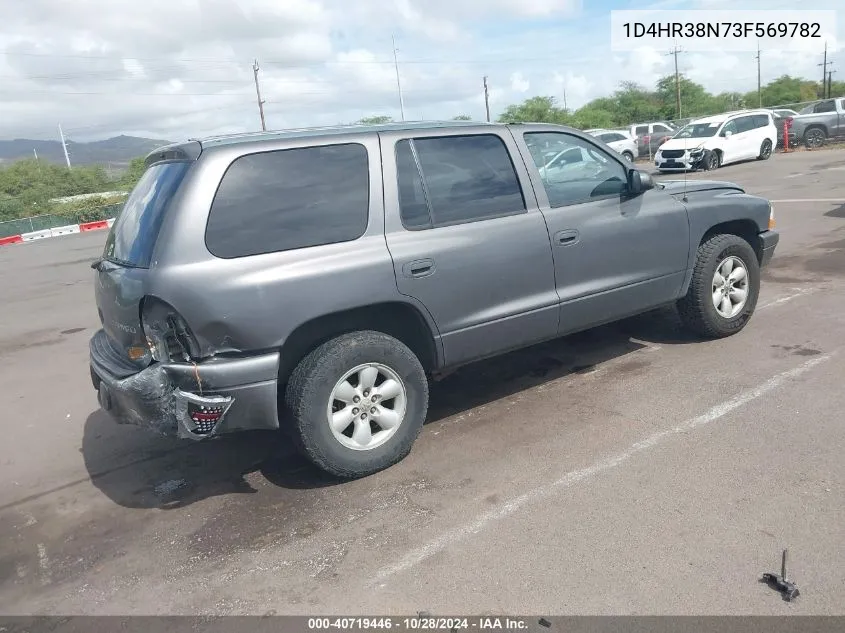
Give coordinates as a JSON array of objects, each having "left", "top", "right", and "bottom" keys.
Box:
[
  {"left": 628, "top": 169, "right": 655, "bottom": 195},
  {"left": 724, "top": 130, "right": 733, "bottom": 138}
]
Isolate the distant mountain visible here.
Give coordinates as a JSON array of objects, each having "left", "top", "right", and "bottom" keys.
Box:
[{"left": 0, "top": 135, "right": 171, "bottom": 168}]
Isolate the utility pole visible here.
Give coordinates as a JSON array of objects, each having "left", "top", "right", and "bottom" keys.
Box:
[
  {"left": 483, "top": 76, "right": 491, "bottom": 122},
  {"left": 828, "top": 70, "right": 836, "bottom": 99},
  {"left": 563, "top": 87, "right": 568, "bottom": 112},
  {"left": 392, "top": 35, "right": 406, "bottom": 121},
  {"left": 818, "top": 43, "right": 831, "bottom": 98},
  {"left": 666, "top": 45, "right": 684, "bottom": 119},
  {"left": 756, "top": 43, "right": 762, "bottom": 107},
  {"left": 58, "top": 124, "right": 71, "bottom": 169},
  {"left": 252, "top": 59, "right": 266, "bottom": 131}
]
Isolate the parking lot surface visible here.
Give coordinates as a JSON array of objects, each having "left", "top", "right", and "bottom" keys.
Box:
[{"left": 1, "top": 149, "right": 844, "bottom": 615}]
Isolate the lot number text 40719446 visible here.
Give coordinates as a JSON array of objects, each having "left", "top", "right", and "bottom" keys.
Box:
[{"left": 307, "top": 617, "right": 529, "bottom": 630}]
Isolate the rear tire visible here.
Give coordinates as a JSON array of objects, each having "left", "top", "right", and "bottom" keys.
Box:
[
  {"left": 622, "top": 151, "right": 634, "bottom": 162},
  {"left": 804, "top": 127, "right": 826, "bottom": 149},
  {"left": 285, "top": 330, "right": 428, "bottom": 478},
  {"left": 757, "top": 139, "right": 773, "bottom": 160},
  {"left": 677, "top": 234, "right": 760, "bottom": 339}
]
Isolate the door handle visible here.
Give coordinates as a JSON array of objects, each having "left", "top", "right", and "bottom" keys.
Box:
[
  {"left": 402, "top": 258, "right": 435, "bottom": 278},
  {"left": 554, "top": 229, "right": 580, "bottom": 246}
]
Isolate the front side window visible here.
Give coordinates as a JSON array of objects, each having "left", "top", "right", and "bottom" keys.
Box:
[
  {"left": 635, "top": 125, "right": 649, "bottom": 136},
  {"left": 524, "top": 132, "right": 628, "bottom": 208},
  {"left": 395, "top": 134, "right": 525, "bottom": 229},
  {"left": 734, "top": 116, "right": 755, "bottom": 133},
  {"left": 675, "top": 122, "right": 721, "bottom": 139},
  {"left": 721, "top": 120, "right": 738, "bottom": 136},
  {"left": 206, "top": 143, "right": 369, "bottom": 258}
]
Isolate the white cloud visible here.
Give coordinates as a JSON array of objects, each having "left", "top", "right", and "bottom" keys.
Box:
[
  {"left": 510, "top": 72, "right": 530, "bottom": 93},
  {"left": 0, "top": 0, "right": 841, "bottom": 142}
]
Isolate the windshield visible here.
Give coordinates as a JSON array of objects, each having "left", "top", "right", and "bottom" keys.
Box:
[
  {"left": 102, "top": 161, "right": 191, "bottom": 268},
  {"left": 673, "top": 123, "right": 721, "bottom": 139}
]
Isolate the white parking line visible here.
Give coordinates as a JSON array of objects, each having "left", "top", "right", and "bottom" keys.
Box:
[
  {"left": 758, "top": 287, "right": 817, "bottom": 310},
  {"left": 374, "top": 352, "right": 835, "bottom": 585}
]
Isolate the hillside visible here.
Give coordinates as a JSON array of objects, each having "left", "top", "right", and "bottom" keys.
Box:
[{"left": 0, "top": 135, "right": 170, "bottom": 168}]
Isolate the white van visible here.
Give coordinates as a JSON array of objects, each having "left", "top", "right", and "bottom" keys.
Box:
[{"left": 655, "top": 110, "right": 777, "bottom": 172}]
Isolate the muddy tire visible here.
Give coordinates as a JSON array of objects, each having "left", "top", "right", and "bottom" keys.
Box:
[
  {"left": 285, "top": 330, "right": 428, "bottom": 478},
  {"left": 677, "top": 234, "right": 760, "bottom": 339},
  {"left": 757, "top": 139, "right": 773, "bottom": 160}
]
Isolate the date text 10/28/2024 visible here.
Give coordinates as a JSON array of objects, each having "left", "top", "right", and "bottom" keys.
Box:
[{"left": 308, "top": 618, "right": 532, "bottom": 630}]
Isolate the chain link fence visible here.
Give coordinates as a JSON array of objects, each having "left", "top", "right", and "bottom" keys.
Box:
[{"left": 0, "top": 202, "right": 123, "bottom": 239}]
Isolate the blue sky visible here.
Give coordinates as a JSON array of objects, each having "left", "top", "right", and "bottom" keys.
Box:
[{"left": 0, "top": 0, "right": 841, "bottom": 141}]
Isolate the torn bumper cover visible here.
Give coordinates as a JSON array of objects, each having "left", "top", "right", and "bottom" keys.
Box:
[{"left": 89, "top": 329, "right": 280, "bottom": 440}]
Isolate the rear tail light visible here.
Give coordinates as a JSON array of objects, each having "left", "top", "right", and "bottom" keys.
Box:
[{"left": 141, "top": 297, "right": 200, "bottom": 363}]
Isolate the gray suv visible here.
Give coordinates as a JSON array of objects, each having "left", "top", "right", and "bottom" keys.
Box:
[{"left": 90, "top": 121, "right": 779, "bottom": 478}]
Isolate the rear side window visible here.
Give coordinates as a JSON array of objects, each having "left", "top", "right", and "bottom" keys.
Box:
[
  {"left": 396, "top": 135, "right": 525, "bottom": 229},
  {"left": 653, "top": 124, "right": 672, "bottom": 132},
  {"left": 754, "top": 114, "right": 769, "bottom": 128},
  {"left": 814, "top": 100, "right": 835, "bottom": 113},
  {"left": 103, "top": 161, "right": 191, "bottom": 268},
  {"left": 206, "top": 143, "right": 369, "bottom": 258}
]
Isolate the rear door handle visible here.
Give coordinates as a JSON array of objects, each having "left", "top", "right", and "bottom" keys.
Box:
[
  {"left": 554, "top": 229, "right": 580, "bottom": 246},
  {"left": 402, "top": 258, "right": 435, "bottom": 278}
]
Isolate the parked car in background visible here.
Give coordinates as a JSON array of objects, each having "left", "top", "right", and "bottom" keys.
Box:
[
  {"left": 768, "top": 108, "right": 799, "bottom": 119},
  {"left": 769, "top": 110, "right": 799, "bottom": 149},
  {"left": 626, "top": 121, "right": 676, "bottom": 156},
  {"left": 655, "top": 109, "right": 777, "bottom": 172},
  {"left": 89, "top": 121, "right": 778, "bottom": 478},
  {"left": 789, "top": 98, "right": 845, "bottom": 148},
  {"left": 584, "top": 129, "right": 638, "bottom": 161}
]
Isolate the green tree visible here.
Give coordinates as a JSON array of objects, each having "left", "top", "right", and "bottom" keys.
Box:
[
  {"left": 497, "top": 96, "right": 569, "bottom": 123},
  {"left": 452, "top": 114, "right": 472, "bottom": 120},
  {"left": 357, "top": 115, "right": 393, "bottom": 125},
  {"left": 119, "top": 157, "right": 147, "bottom": 189}
]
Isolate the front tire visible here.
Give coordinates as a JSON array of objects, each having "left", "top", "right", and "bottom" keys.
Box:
[
  {"left": 707, "top": 150, "right": 721, "bottom": 170},
  {"left": 677, "top": 234, "right": 760, "bottom": 338},
  {"left": 757, "top": 139, "right": 773, "bottom": 160},
  {"left": 622, "top": 151, "right": 634, "bottom": 163},
  {"left": 285, "top": 330, "right": 428, "bottom": 478}
]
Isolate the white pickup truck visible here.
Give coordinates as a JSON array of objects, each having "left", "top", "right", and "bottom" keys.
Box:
[{"left": 790, "top": 98, "right": 845, "bottom": 148}]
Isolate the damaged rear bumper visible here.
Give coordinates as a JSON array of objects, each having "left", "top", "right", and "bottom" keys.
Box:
[{"left": 89, "top": 329, "right": 280, "bottom": 440}]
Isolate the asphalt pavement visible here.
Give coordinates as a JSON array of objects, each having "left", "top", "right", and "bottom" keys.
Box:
[{"left": 1, "top": 149, "right": 844, "bottom": 615}]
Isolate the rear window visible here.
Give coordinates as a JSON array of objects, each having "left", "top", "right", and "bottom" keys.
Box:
[
  {"left": 205, "top": 143, "right": 369, "bottom": 258},
  {"left": 103, "top": 161, "right": 191, "bottom": 268}
]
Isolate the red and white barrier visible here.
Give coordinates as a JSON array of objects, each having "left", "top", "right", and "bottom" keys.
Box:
[
  {"left": 22, "top": 229, "right": 53, "bottom": 241},
  {"left": 0, "top": 217, "right": 115, "bottom": 247}
]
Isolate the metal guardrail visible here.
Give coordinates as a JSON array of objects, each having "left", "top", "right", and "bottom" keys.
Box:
[{"left": 0, "top": 203, "right": 123, "bottom": 239}]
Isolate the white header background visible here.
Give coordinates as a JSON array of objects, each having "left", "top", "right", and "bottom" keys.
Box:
[{"left": 611, "top": 10, "right": 838, "bottom": 52}]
